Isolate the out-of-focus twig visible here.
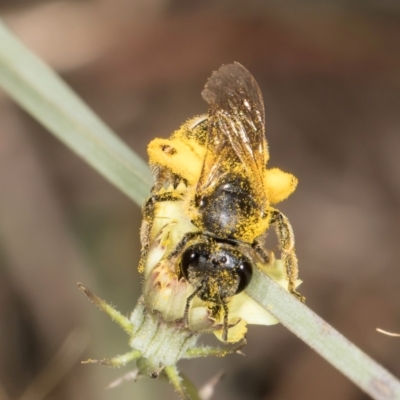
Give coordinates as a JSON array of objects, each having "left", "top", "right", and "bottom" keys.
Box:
[
  {"left": 377, "top": 329, "right": 400, "bottom": 337},
  {"left": 19, "top": 329, "right": 89, "bottom": 400},
  {"left": 0, "top": 383, "right": 11, "bottom": 400},
  {"left": 198, "top": 371, "right": 225, "bottom": 400}
]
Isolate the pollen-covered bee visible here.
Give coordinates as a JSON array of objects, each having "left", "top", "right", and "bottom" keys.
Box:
[
  {"left": 78, "top": 63, "right": 304, "bottom": 388},
  {"left": 140, "top": 62, "right": 303, "bottom": 342}
]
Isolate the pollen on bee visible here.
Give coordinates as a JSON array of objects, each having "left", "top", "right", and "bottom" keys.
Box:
[
  {"left": 161, "top": 144, "right": 177, "bottom": 155},
  {"left": 175, "top": 180, "right": 187, "bottom": 191}
]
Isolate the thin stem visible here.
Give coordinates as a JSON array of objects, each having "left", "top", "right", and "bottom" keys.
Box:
[
  {"left": 184, "top": 339, "right": 246, "bottom": 359},
  {"left": 164, "top": 365, "right": 200, "bottom": 400},
  {"left": 77, "top": 283, "right": 133, "bottom": 335},
  {"left": 82, "top": 349, "right": 142, "bottom": 368},
  {"left": 19, "top": 329, "right": 88, "bottom": 400}
]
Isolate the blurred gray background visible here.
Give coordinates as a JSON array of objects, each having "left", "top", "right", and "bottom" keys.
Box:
[{"left": 0, "top": 1, "right": 400, "bottom": 399}]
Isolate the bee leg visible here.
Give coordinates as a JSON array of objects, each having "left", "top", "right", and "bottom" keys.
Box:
[
  {"left": 251, "top": 241, "right": 270, "bottom": 264},
  {"left": 139, "top": 192, "right": 183, "bottom": 272},
  {"left": 138, "top": 223, "right": 152, "bottom": 273},
  {"left": 183, "top": 286, "right": 202, "bottom": 328},
  {"left": 222, "top": 302, "right": 229, "bottom": 342},
  {"left": 270, "top": 209, "right": 305, "bottom": 302}
]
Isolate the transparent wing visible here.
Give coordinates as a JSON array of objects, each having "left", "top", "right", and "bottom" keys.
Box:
[{"left": 198, "top": 63, "right": 268, "bottom": 207}]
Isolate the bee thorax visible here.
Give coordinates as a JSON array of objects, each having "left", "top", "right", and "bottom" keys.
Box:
[{"left": 197, "top": 174, "right": 260, "bottom": 241}]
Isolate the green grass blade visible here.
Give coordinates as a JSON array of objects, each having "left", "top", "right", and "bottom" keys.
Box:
[
  {"left": 0, "top": 19, "right": 152, "bottom": 206},
  {"left": 247, "top": 269, "right": 400, "bottom": 400}
]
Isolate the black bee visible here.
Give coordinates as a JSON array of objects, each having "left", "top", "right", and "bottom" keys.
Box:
[{"left": 141, "top": 63, "right": 303, "bottom": 342}]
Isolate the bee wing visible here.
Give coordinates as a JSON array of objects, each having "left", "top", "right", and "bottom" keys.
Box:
[{"left": 197, "top": 63, "right": 268, "bottom": 205}]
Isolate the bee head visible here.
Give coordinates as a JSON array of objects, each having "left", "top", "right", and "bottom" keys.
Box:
[{"left": 180, "top": 241, "right": 253, "bottom": 302}]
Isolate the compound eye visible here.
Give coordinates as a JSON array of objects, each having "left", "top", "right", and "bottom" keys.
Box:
[
  {"left": 181, "top": 243, "right": 207, "bottom": 280},
  {"left": 235, "top": 258, "right": 253, "bottom": 294}
]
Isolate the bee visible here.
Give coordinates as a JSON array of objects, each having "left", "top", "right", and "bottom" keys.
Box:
[{"left": 140, "top": 62, "right": 303, "bottom": 342}]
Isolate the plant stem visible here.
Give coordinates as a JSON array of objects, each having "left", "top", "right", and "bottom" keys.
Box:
[{"left": 248, "top": 269, "right": 400, "bottom": 400}]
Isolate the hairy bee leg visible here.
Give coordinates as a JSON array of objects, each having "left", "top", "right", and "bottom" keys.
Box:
[
  {"left": 139, "top": 192, "right": 183, "bottom": 272},
  {"left": 77, "top": 283, "right": 133, "bottom": 335},
  {"left": 82, "top": 349, "right": 142, "bottom": 368},
  {"left": 270, "top": 210, "right": 305, "bottom": 302},
  {"left": 184, "top": 338, "right": 247, "bottom": 359},
  {"left": 183, "top": 287, "right": 202, "bottom": 328},
  {"left": 167, "top": 231, "right": 203, "bottom": 260},
  {"left": 222, "top": 302, "right": 229, "bottom": 342},
  {"left": 252, "top": 241, "right": 270, "bottom": 263}
]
